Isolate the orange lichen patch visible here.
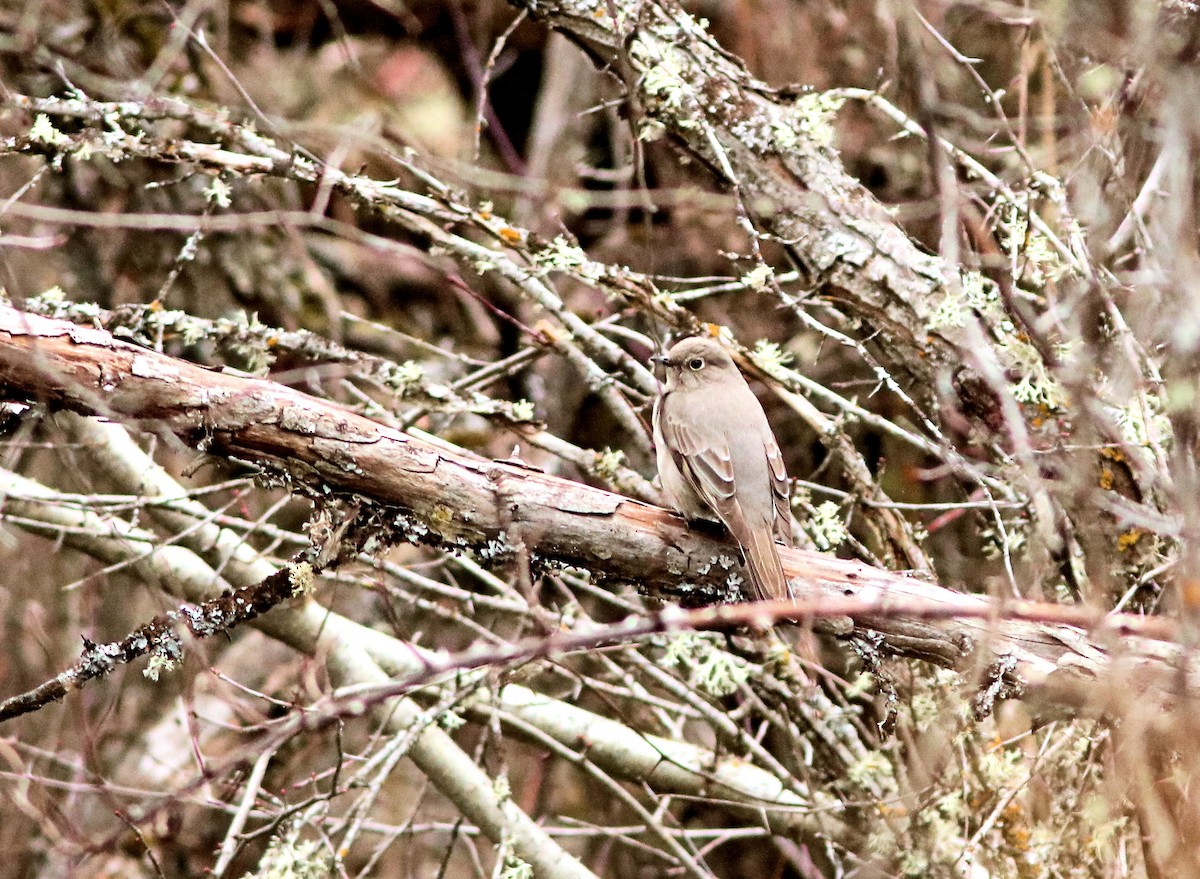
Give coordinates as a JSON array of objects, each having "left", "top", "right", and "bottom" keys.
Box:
[
  {"left": 1098, "top": 466, "right": 1114, "bottom": 491},
  {"left": 532, "top": 319, "right": 564, "bottom": 345},
  {"left": 1100, "top": 446, "right": 1126, "bottom": 463},
  {"left": 1001, "top": 801, "right": 1031, "bottom": 851},
  {"left": 498, "top": 226, "right": 523, "bottom": 245},
  {"left": 1116, "top": 529, "right": 1144, "bottom": 553}
]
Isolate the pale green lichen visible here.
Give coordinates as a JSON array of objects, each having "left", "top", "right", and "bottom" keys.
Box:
[
  {"left": 394, "top": 360, "right": 425, "bottom": 385},
  {"left": 1080, "top": 794, "right": 1127, "bottom": 858},
  {"left": 510, "top": 399, "right": 535, "bottom": 421},
  {"left": 100, "top": 120, "right": 143, "bottom": 156},
  {"left": 178, "top": 314, "right": 207, "bottom": 345},
  {"left": 729, "top": 114, "right": 774, "bottom": 152},
  {"left": 663, "top": 632, "right": 750, "bottom": 698},
  {"left": 36, "top": 284, "right": 66, "bottom": 304},
  {"left": 242, "top": 835, "right": 330, "bottom": 879},
  {"left": 636, "top": 40, "right": 693, "bottom": 111},
  {"left": 908, "top": 688, "right": 940, "bottom": 733},
  {"left": 743, "top": 264, "right": 773, "bottom": 292},
  {"left": 751, "top": 339, "right": 794, "bottom": 380},
  {"left": 806, "top": 501, "right": 848, "bottom": 550},
  {"left": 177, "top": 231, "right": 201, "bottom": 263},
  {"left": 925, "top": 180, "right": 1083, "bottom": 415},
  {"left": 929, "top": 270, "right": 1070, "bottom": 410},
  {"left": 72, "top": 300, "right": 102, "bottom": 319},
  {"left": 288, "top": 561, "right": 315, "bottom": 596},
  {"left": 143, "top": 654, "right": 179, "bottom": 681},
  {"left": 881, "top": 787, "right": 976, "bottom": 875},
  {"left": 30, "top": 114, "right": 70, "bottom": 147},
  {"left": 913, "top": 800, "right": 971, "bottom": 872},
  {"left": 997, "top": 333, "right": 1070, "bottom": 408},
  {"left": 907, "top": 666, "right": 964, "bottom": 731},
  {"left": 897, "top": 847, "right": 929, "bottom": 877},
  {"left": 843, "top": 671, "right": 875, "bottom": 699},
  {"left": 534, "top": 236, "right": 605, "bottom": 283},
  {"left": 219, "top": 311, "right": 276, "bottom": 373},
  {"left": 1108, "top": 394, "right": 1171, "bottom": 450},
  {"left": 997, "top": 190, "right": 1071, "bottom": 288},
  {"left": 204, "top": 176, "right": 232, "bottom": 208},
  {"left": 872, "top": 685, "right": 1115, "bottom": 876},
  {"left": 772, "top": 91, "right": 847, "bottom": 152},
  {"left": 497, "top": 852, "right": 533, "bottom": 879},
  {"left": 927, "top": 270, "right": 997, "bottom": 331},
  {"left": 663, "top": 7, "right": 710, "bottom": 35},
  {"left": 977, "top": 743, "right": 1024, "bottom": 788},
  {"left": 638, "top": 118, "right": 667, "bottom": 142},
  {"left": 981, "top": 517, "right": 1028, "bottom": 560},
  {"left": 591, "top": 448, "right": 626, "bottom": 481},
  {"left": 846, "top": 749, "right": 895, "bottom": 788}
]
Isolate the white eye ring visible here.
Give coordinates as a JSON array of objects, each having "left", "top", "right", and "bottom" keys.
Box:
[{"left": 687, "top": 357, "right": 704, "bottom": 371}]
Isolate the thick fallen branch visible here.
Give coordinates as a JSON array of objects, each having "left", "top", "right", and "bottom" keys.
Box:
[{"left": 0, "top": 304, "right": 1186, "bottom": 719}]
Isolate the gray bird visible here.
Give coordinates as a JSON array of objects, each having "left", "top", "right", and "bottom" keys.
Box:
[{"left": 651, "top": 336, "right": 794, "bottom": 601}]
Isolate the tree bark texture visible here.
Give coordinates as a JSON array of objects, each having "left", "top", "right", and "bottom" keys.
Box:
[{"left": 0, "top": 304, "right": 1187, "bottom": 722}]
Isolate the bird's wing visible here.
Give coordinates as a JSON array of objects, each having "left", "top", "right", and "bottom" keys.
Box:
[
  {"left": 659, "top": 394, "right": 791, "bottom": 601},
  {"left": 658, "top": 401, "right": 739, "bottom": 515},
  {"left": 765, "top": 434, "right": 793, "bottom": 547}
]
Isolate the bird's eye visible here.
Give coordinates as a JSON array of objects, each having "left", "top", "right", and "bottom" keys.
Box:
[{"left": 687, "top": 358, "right": 705, "bottom": 371}]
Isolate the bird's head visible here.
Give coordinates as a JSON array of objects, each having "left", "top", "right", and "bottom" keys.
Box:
[{"left": 651, "top": 336, "right": 738, "bottom": 392}]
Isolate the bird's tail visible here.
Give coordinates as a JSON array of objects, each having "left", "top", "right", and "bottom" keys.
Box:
[
  {"left": 743, "top": 526, "right": 789, "bottom": 602},
  {"left": 744, "top": 528, "right": 820, "bottom": 673}
]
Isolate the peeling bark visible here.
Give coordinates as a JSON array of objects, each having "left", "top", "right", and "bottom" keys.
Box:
[{"left": 0, "top": 304, "right": 1192, "bottom": 721}]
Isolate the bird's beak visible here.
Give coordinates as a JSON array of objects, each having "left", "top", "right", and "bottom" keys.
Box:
[{"left": 650, "top": 354, "right": 669, "bottom": 366}]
